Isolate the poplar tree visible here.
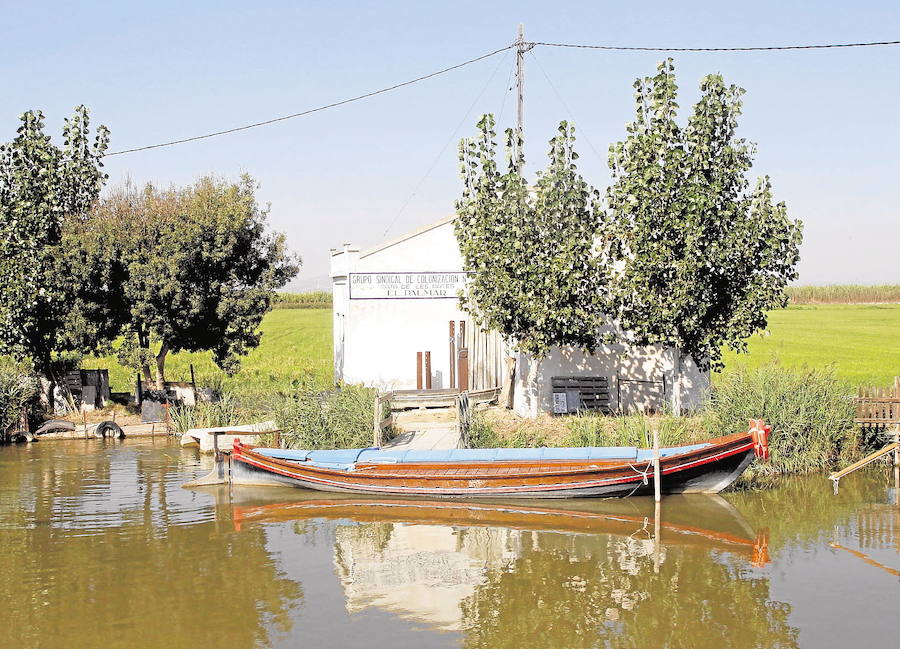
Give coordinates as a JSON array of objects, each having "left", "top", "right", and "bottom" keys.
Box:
[
  {"left": 605, "top": 60, "right": 803, "bottom": 410},
  {"left": 0, "top": 107, "right": 109, "bottom": 380},
  {"left": 455, "top": 116, "right": 608, "bottom": 358}
]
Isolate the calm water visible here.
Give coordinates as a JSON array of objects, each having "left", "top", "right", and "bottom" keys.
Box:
[{"left": 0, "top": 438, "right": 897, "bottom": 649}]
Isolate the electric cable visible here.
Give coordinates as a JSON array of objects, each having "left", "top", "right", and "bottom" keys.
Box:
[
  {"left": 105, "top": 43, "right": 516, "bottom": 156},
  {"left": 530, "top": 38, "right": 900, "bottom": 52},
  {"left": 382, "top": 49, "right": 511, "bottom": 237}
]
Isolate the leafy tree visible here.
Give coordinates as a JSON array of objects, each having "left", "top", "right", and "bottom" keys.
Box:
[
  {"left": 605, "top": 60, "right": 803, "bottom": 411},
  {"left": 455, "top": 116, "right": 608, "bottom": 358},
  {"left": 66, "top": 175, "right": 299, "bottom": 387},
  {"left": 0, "top": 107, "right": 109, "bottom": 380}
]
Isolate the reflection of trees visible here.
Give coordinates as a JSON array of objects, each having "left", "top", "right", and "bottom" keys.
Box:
[
  {"left": 0, "top": 441, "right": 301, "bottom": 649},
  {"left": 461, "top": 533, "right": 798, "bottom": 649},
  {"left": 726, "top": 472, "right": 892, "bottom": 551}
]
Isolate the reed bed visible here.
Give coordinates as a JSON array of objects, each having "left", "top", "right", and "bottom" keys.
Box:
[
  {"left": 0, "top": 357, "right": 39, "bottom": 440},
  {"left": 273, "top": 291, "right": 333, "bottom": 309},
  {"left": 272, "top": 383, "right": 375, "bottom": 450},
  {"left": 169, "top": 392, "right": 242, "bottom": 433},
  {"left": 787, "top": 285, "right": 900, "bottom": 304}
]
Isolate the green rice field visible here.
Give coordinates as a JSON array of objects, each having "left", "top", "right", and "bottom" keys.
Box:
[
  {"left": 87, "top": 303, "right": 900, "bottom": 394},
  {"left": 84, "top": 309, "right": 333, "bottom": 394},
  {"left": 720, "top": 304, "right": 900, "bottom": 386}
]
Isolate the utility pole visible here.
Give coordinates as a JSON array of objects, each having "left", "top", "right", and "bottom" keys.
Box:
[{"left": 516, "top": 23, "right": 526, "bottom": 136}]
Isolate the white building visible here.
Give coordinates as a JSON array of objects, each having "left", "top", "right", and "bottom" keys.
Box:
[{"left": 331, "top": 216, "right": 708, "bottom": 418}]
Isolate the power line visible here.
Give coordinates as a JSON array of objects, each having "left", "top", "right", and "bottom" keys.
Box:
[
  {"left": 527, "top": 50, "right": 605, "bottom": 165},
  {"left": 105, "top": 43, "right": 516, "bottom": 156},
  {"left": 382, "top": 50, "right": 510, "bottom": 237},
  {"left": 103, "top": 35, "right": 900, "bottom": 157},
  {"left": 529, "top": 38, "right": 900, "bottom": 52}
]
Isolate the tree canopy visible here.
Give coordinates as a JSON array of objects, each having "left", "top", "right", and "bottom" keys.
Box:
[
  {"left": 0, "top": 106, "right": 109, "bottom": 372},
  {"left": 455, "top": 116, "right": 609, "bottom": 358},
  {"left": 605, "top": 59, "right": 803, "bottom": 371},
  {"left": 456, "top": 60, "right": 802, "bottom": 395},
  {"left": 67, "top": 175, "right": 299, "bottom": 386}
]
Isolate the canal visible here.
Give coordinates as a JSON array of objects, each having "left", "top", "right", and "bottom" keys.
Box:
[{"left": 1, "top": 438, "right": 897, "bottom": 648}]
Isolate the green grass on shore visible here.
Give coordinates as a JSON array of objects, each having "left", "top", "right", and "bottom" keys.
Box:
[{"left": 86, "top": 303, "right": 900, "bottom": 395}]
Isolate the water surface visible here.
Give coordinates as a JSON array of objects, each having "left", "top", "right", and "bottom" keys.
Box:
[{"left": 1, "top": 438, "right": 897, "bottom": 648}]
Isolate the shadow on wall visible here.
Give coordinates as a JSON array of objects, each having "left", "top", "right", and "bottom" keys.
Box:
[{"left": 515, "top": 342, "right": 709, "bottom": 418}]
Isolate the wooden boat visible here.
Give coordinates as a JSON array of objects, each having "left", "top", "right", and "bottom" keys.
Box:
[
  {"left": 227, "top": 420, "right": 771, "bottom": 499},
  {"left": 229, "top": 493, "right": 770, "bottom": 565}
]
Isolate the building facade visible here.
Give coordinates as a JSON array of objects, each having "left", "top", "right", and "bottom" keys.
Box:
[{"left": 331, "top": 216, "right": 708, "bottom": 417}]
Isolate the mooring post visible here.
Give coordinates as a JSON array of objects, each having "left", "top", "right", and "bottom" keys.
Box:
[
  {"left": 653, "top": 428, "right": 661, "bottom": 503},
  {"left": 654, "top": 500, "right": 661, "bottom": 574}
]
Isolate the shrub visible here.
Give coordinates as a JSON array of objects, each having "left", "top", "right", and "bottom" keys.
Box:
[
  {"left": 275, "top": 383, "right": 375, "bottom": 450},
  {"left": 0, "top": 357, "right": 40, "bottom": 437}
]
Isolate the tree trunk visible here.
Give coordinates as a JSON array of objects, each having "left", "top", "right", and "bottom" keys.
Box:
[
  {"left": 526, "top": 354, "right": 541, "bottom": 418},
  {"left": 137, "top": 327, "right": 153, "bottom": 386},
  {"left": 38, "top": 351, "right": 58, "bottom": 413},
  {"left": 155, "top": 342, "right": 169, "bottom": 390},
  {"left": 670, "top": 346, "right": 683, "bottom": 416}
]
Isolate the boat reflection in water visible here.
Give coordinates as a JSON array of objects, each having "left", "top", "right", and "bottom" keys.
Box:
[{"left": 231, "top": 493, "right": 777, "bottom": 641}]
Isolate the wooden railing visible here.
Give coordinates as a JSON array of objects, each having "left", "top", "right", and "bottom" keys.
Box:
[
  {"left": 372, "top": 387, "right": 499, "bottom": 448},
  {"left": 831, "top": 377, "right": 900, "bottom": 492}
]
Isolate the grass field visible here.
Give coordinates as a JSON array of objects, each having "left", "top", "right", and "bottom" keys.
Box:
[
  {"left": 87, "top": 303, "right": 900, "bottom": 394},
  {"left": 84, "top": 309, "right": 333, "bottom": 394},
  {"left": 721, "top": 304, "right": 900, "bottom": 386}
]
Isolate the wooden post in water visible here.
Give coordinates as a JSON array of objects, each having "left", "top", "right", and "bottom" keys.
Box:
[
  {"left": 894, "top": 377, "right": 899, "bottom": 469},
  {"left": 653, "top": 428, "right": 661, "bottom": 503},
  {"left": 654, "top": 500, "right": 661, "bottom": 574}
]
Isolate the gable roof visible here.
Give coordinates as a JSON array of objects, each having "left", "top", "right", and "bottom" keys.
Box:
[{"left": 360, "top": 214, "right": 456, "bottom": 259}]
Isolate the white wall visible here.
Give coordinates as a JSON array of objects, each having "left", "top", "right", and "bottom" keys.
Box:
[
  {"left": 332, "top": 219, "right": 470, "bottom": 390},
  {"left": 512, "top": 344, "right": 709, "bottom": 418},
  {"left": 333, "top": 217, "right": 710, "bottom": 415}
]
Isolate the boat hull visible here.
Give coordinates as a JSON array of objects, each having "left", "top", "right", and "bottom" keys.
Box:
[{"left": 230, "top": 433, "right": 756, "bottom": 499}]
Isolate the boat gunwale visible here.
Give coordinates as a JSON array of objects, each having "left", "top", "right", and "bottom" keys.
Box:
[{"left": 234, "top": 432, "right": 752, "bottom": 483}]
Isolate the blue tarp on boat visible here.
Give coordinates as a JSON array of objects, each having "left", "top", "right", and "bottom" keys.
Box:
[{"left": 253, "top": 443, "right": 714, "bottom": 470}]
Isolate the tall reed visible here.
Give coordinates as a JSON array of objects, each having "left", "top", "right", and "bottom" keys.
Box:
[
  {"left": 274, "top": 383, "right": 375, "bottom": 449},
  {"left": 170, "top": 392, "right": 241, "bottom": 433},
  {"left": 273, "top": 291, "right": 333, "bottom": 309},
  {"left": 470, "top": 364, "right": 870, "bottom": 479},
  {"left": 786, "top": 285, "right": 900, "bottom": 304}
]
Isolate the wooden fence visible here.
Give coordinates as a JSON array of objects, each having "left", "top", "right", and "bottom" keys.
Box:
[{"left": 855, "top": 378, "right": 900, "bottom": 430}]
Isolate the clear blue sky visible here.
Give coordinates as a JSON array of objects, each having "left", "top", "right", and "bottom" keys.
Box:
[{"left": 2, "top": 1, "right": 898, "bottom": 288}]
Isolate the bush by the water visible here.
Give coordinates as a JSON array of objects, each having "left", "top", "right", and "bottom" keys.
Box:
[
  {"left": 704, "top": 365, "right": 862, "bottom": 476},
  {"left": 0, "top": 357, "right": 39, "bottom": 438},
  {"left": 273, "top": 383, "right": 375, "bottom": 450}
]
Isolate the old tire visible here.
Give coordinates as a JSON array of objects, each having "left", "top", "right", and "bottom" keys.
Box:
[
  {"left": 95, "top": 421, "right": 124, "bottom": 439},
  {"left": 35, "top": 419, "right": 75, "bottom": 435}
]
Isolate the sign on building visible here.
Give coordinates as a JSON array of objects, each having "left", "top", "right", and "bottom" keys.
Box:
[{"left": 349, "top": 272, "right": 468, "bottom": 300}]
